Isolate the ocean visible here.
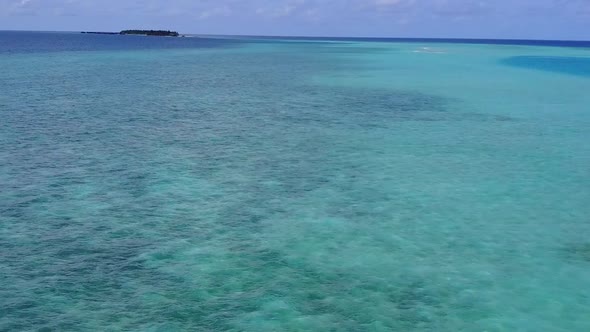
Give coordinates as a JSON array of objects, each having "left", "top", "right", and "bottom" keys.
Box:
[{"left": 1, "top": 31, "right": 589, "bottom": 331}]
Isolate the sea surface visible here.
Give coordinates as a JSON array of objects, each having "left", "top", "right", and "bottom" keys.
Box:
[{"left": 1, "top": 31, "right": 590, "bottom": 331}]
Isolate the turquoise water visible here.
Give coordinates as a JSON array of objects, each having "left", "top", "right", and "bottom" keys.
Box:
[{"left": 1, "top": 32, "right": 590, "bottom": 331}]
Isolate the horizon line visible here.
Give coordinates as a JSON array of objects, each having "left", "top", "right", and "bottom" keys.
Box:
[{"left": 1, "top": 29, "right": 589, "bottom": 43}]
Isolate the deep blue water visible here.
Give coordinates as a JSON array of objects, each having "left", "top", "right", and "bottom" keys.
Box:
[
  {"left": 223, "top": 34, "right": 590, "bottom": 48},
  {"left": 0, "top": 31, "right": 241, "bottom": 54},
  {"left": 3, "top": 31, "right": 590, "bottom": 55}
]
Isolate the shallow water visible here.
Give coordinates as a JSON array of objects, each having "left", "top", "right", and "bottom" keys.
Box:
[{"left": 1, "top": 32, "right": 590, "bottom": 331}]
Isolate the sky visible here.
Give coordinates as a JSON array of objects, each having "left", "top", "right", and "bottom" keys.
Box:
[{"left": 0, "top": 0, "right": 589, "bottom": 40}]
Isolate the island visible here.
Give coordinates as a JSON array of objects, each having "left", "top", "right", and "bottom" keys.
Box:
[
  {"left": 120, "top": 30, "right": 180, "bottom": 37},
  {"left": 82, "top": 30, "right": 180, "bottom": 37}
]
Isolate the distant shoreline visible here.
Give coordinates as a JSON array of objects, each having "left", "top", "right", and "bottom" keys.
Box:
[
  {"left": 5, "top": 30, "right": 580, "bottom": 47},
  {"left": 82, "top": 30, "right": 180, "bottom": 37}
]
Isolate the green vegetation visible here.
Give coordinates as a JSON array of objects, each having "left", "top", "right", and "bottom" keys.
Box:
[{"left": 120, "top": 30, "right": 180, "bottom": 37}]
